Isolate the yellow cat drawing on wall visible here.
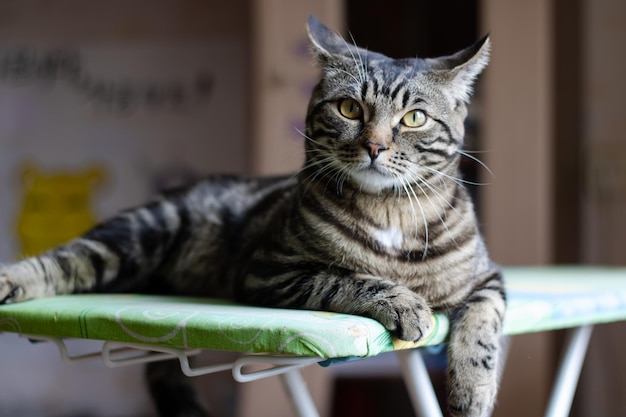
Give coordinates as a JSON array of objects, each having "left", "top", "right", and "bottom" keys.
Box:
[{"left": 16, "top": 164, "right": 104, "bottom": 257}]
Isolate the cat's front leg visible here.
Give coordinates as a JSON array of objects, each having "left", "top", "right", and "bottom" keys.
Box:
[
  {"left": 241, "top": 267, "right": 433, "bottom": 342},
  {"left": 347, "top": 273, "right": 435, "bottom": 342},
  {"left": 447, "top": 270, "right": 506, "bottom": 417}
]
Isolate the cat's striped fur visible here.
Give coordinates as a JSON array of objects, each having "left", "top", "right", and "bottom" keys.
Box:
[{"left": 0, "top": 17, "right": 505, "bottom": 417}]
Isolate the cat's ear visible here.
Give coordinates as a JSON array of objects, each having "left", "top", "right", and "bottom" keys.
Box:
[
  {"left": 306, "top": 15, "right": 352, "bottom": 63},
  {"left": 429, "top": 35, "right": 491, "bottom": 103}
]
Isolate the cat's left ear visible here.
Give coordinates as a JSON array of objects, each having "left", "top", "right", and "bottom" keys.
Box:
[{"left": 429, "top": 35, "right": 491, "bottom": 103}]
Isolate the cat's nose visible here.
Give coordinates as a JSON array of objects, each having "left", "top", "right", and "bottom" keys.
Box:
[{"left": 363, "top": 141, "right": 388, "bottom": 161}]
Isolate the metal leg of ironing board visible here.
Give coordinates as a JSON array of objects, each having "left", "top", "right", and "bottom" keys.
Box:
[
  {"left": 280, "top": 368, "right": 320, "bottom": 417},
  {"left": 544, "top": 325, "right": 594, "bottom": 417},
  {"left": 396, "top": 349, "right": 444, "bottom": 417}
]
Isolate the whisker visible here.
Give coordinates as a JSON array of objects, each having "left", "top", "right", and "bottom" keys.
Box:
[
  {"left": 395, "top": 176, "right": 418, "bottom": 231},
  {"left": 394, "top": 165, "right": 462, "bottom": 252},
  {"left": 336, "top": 166, "right": 351, "bottom": 195},
  {"left": 412, "top": 175, "right": 459, "bottom": 249},
  {"left": 335, "top": 68, "right": 361, "bottom": 84},
  {"left": 456, "top": 149, "right": 495, "bottom": 179},
  {"left": 409, "top": 53, "right": 421, "bottom": 79},
  {"left": 304, "top": 158, "right": 339, "bottom": 183},
  {"left": 404, "top": 167, "right": 462, "bottom": 217},
  {"left": 396, "top": 173, "right": 428, "bottom": 259},
  {"left": 423, "top": 166, "right": 490, "bottom": 187},
  {"left": 346, "top": 31, "right": 367, "bottom": 84},
  {"left": 293, "top": 154, "right": 340, "bottom": 192},
  {"left": 457, "top": 149, "right": 492, "bottom": 154},
  {"left": 294, "top": 127, "right": 333, "bottom": 149}
]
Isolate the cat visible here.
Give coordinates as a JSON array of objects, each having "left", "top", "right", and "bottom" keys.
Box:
[{"left": 0, "top": 16, "right": 505, "bottom": 417}]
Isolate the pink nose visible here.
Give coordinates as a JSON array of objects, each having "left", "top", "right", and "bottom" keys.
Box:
[{"left": 363, "top": 141, "right": 388, "bottom": 161}]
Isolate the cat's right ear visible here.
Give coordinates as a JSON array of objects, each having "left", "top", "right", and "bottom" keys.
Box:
[{"left": 306, "top": 16, "right": 351, "bottom": 64}]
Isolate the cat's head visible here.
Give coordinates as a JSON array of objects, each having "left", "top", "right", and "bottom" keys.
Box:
[{"left": 304, "top": 16, "right": 489, "bottom": 194}]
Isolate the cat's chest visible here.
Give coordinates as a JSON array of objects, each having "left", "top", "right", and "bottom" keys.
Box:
[
  {"left": 294, "top": 189, "right": 453, "bottom": 279},
  {"left": 372, "top": 226, "right": 405, "bottom": 251},
  {"left": 331, "top": 223, "right": 426, "bottom": 278}
]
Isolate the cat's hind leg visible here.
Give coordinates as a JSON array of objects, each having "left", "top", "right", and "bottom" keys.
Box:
[
  {"left": 146, "top": 360, "right": 211, "bottom": 417},
  {"left": 0, "top": 191, "right": 200, "bottom": 303},
  {"left": 0, "top": 237, "right": 125, "bottom": 303},
  {"left": 0, "top": 257, "right": 56, "bottom": 303}
]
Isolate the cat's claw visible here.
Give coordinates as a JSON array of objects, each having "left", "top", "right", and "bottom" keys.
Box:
[{"left": 369, "top": 286, "right": 433, "bottom": 342}]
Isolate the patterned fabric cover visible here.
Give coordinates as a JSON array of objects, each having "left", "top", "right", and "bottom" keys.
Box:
[{"left": 0, "top": 267, "right": 624, "bottom": 359}]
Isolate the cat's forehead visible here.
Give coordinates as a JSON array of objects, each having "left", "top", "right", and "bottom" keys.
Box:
[
  {"left": 366, "top": 52, "right": 427, "bottom": 71},
  {"left": 330, "top": 51, "right": 444, "bottom": 103},
  {"left": 349, "top": 48, "right": 430, "bottom": 77}
]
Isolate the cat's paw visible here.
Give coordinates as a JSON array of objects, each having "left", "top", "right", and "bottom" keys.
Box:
[
  {"left": 0, "top": 261, "right": 49, "bottom": 304},
  {"left": 0, "top": 271, "right": 26, "bottom": 304},
  {"left": 367, "top": 285, "right": 433, "bottom": 342},
  {"left": 448, "top": 373, "right": 498, "bottom": 417},
  {"left": 447, "top": 344, "right": 500, "bottom": 417}
]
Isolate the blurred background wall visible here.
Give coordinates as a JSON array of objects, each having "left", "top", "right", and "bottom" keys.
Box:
[{"left": 0, "top": 0, "right": 624, "bottom": 416}]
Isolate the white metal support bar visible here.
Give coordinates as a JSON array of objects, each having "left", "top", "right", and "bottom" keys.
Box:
[
  {"left": 23, "top": 335, "right": 106, "bottom": 363},
  {"left": 20, "top": 334, "right": 324, "bottom": 417},
  {"left": 102, "top": 341, "right": 237, "bottom": 377},
  {"left": 281, "top": 368, "right": 321, "bottom": 417},
  {"left": 23, "top": 334, "right": 323, "bottom": 383},
  {"left": 232, "top": 355, "right": 322, "bottom": 383},
  {"left": 396, "top": 349, "right": 444, "bottom": 417},
  {"left": 544, "top": 325, "right": 594, "bottom": 417},
  {"left": 21, "top": 326, "right": 597, "bottom": 417},
  {"left": 102, "top": 341, "right": 203, "bottom": 368}
]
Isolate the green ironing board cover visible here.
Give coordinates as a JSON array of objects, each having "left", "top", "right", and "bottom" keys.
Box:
[{"left": 0, "top": 266, "right": 625, "bottom": 359}]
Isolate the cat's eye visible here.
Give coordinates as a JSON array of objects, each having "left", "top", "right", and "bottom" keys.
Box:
[
  {"left": 338, "top": 98, "right": 363, "bottom": 120},
  {"left": 401, "top": 110, "right": 428, "bottom": 128}
]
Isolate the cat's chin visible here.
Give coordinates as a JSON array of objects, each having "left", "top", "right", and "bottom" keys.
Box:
[{"left": 349, "top": 169, "right": 399, "bottom": 194}]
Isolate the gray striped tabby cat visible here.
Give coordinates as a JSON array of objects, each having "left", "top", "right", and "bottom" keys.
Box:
[{"left": 0, "top": 17, "right": 505, "bottom": 417}]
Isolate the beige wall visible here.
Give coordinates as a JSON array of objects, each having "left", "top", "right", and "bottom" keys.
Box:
[
  {"left": 0, "top": 0, "right": 248, "bottom": 41},
  {"left": 582, "top": 0, "right": 626, "bottom": 265},
  {"left": 576, "top": 1, "right": 626, "bottom": 415},
  {"left": 481, "top": 0, "right": 554, "bottom": 266},
  {"left": 481, "top": 1, "right": 554, "bottom": 416},
  {"left": 250, "top": 0, "right": 344, "bottom": 176},
  {"left": 483, "top": 0, "right": 626, "bottom": 416}
]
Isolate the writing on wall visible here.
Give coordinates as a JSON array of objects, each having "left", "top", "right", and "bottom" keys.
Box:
[{"left": 0, "top": 49, "right": 213, "bottom": 113}]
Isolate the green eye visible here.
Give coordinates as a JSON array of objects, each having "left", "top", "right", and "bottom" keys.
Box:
[
  {"left": 338, "top": 98, "right": 363, "bottom": 120},
  {"left": 401, "top": 110, "right": 427, "bottom": 127}
]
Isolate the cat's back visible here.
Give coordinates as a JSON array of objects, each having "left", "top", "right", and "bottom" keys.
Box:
[
  {"left": 170, "top": 174, "right": 296, "bottom": 220},
  {"left": 148, "top": 174, "right": 297, "bottom": 296}
]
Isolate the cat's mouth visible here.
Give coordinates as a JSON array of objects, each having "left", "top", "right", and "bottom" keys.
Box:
[
  {"left": 364, "top": 160, "right": 390, "bottom": 175},
  {"left": 350, "top": 163, "right": 398, "bottom": 192}
]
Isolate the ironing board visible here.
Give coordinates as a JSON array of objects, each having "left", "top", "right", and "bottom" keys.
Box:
[{"left": 0, "top": 266, "right": 625, "bottom": 417}]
